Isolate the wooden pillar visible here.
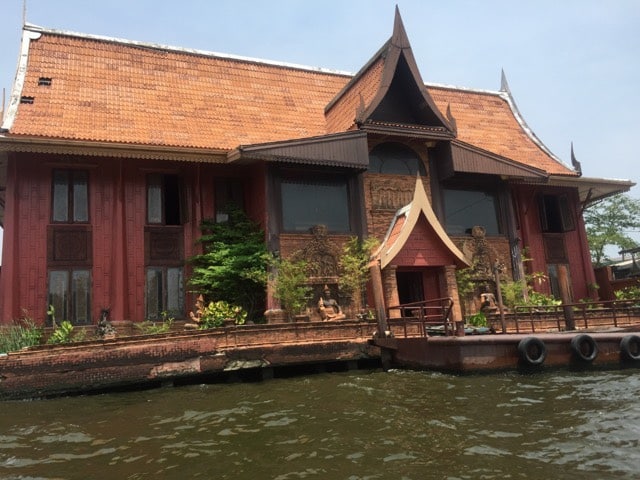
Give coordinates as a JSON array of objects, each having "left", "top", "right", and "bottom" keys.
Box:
[
  {"left": 557, "top": 264, "right": 575, "bottom": 331},
  {"left": 369, "top": 259, "right": 388, "bottom": 335},
  {"left": 382, "top": 265, "right": 400, "bottom": 318},
  {"left": 442, "top": 265, "right": 463, "bottom": 322},
  {"left": 493, "top": 263, "right": 507, "bottom": 334},
  {"left": 110, "top": 159, "right": 130, "bottom": 321}
]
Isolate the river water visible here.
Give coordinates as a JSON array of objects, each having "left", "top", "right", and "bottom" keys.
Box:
[{"left": 1, "top": 368, "right": 639, "bottom": 479}]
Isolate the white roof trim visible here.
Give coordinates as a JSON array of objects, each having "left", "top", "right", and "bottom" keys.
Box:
[
  {"left": 376, "top": 177, "right": 470, "bottom": 269},
  {"left": 427, "top": 80, "right": 575, "bottom": 173},
  {"left": 498, "top": 89, "right": 569, "bottom": 167},
  {"left": 22, "top": 23, "right": 353, "bottom": 77},
  {"left": 1, "top": 29, "right": 41, "bottom": 131}
]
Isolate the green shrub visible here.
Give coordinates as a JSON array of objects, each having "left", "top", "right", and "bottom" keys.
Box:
[
  {"left": 273, "top": 257, "right": 312, "bottom": 319},
  {"left": 500, "top": 272, "right": 560, "bottom": 309},
  {"left": 615, "top": 286, "right": 640, "bottom": 301},
  {"left": 500, "top": 279, "right": 527, "bottom": 308},
  {"left": 467, "top": 312, "right": 487, "bottom": 327},
  {"left": 526, "top": 291, "right": 561, "bottom": 307},
  {"left": 189, "top": 207, "right": 268, "bottom": 323},
  {"left": 0, "top": 317, "right": 43, "bottom": 353},
  {"left": 47, "top": 320, "right": 75, "bottom": 344},
  {"left": 197, "top": 300, "right": 247, "bottom": 329},
  {"left": 136, "top": 311, "right": 174, "bottom": 335},
  {"left": 338, "top": 236, "right": 378, "bottom": 308}
]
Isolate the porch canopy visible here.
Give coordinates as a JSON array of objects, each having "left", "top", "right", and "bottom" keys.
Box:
[{"left": 227, "top": 131, "right": 369, "bottom": 169}]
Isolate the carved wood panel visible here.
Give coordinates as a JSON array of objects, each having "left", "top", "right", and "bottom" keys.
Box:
[
  {"left": 145, "top": 226, "right": 184, "bottom": 266},
  {"left": 369, "top": 180, "right": 414, "bottom": 210},
  {"left": 47, "top": 226, "right": 92, "bottom": 266},
  {"left": 543, "top": 234, "right": 568, "bottom": 263}
]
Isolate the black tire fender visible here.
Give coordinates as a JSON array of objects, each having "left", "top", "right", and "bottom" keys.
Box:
[
  {"left": 570, "top": 334, "right": 598, "bottom": 362},
  {"left": 517, "top": 337, "right": 547, "bottom": 366},
  {"left": 620, "top": 335, "right": 640, "bottom": 362}
]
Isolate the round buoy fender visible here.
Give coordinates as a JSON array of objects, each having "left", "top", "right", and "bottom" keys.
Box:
[
  {"left": 620, "top": 335, "right": 640, "bottom": 362},
  {"left": 570, "top": 334, "right": 598, "bottom": 362},
  {"left": 517, "top": 337, "right": 547, "bottom": 366}
]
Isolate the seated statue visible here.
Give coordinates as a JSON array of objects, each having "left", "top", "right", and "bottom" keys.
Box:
[
  {"left": 317, "top": 285, "right": 346, "bottom": 321},
  {"left": 479, "top": 292, "right": 507, "bottom": 314}
]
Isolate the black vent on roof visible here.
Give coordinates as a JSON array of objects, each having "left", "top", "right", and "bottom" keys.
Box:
[
  {"left": 38, "top": 77, "right": 52, "bottom": 86},
  {"left": 20, "top": 96, "right": 34, "bottom": 104}
]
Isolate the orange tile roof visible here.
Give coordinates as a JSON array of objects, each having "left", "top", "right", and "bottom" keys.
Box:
[
  {"left": 325, "top": 55, "right": 385, "bottom": 134},
  {"left": 9, "top": 29, "right": 350, "bottom": 150},
  {"left": 429, "top": 86, "right": 573, "bottom": 175},
  {"left": 5, "top": 26, "right": 574, "bottom": 176}
]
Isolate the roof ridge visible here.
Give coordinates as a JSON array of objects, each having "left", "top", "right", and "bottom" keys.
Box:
[
  {"left": 426, "top": 82, "right": 502, "bottom": 96},
  {"left": 23, "top": 23, "right": 354, "bottom": 77}
]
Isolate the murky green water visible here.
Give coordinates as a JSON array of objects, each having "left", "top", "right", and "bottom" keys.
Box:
[{"left": 1, "top": 368, "right": 639, "bottom": 479}]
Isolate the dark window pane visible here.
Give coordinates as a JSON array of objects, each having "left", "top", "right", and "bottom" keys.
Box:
[
  {"left": 281, "top": 180, "right": 350, "bottom": 232},
  {"left": 73, "top": 172, "right": 89, "bottom": 222},
  {"left": 166, "top": 267, "right": 184, "bottom": 316},
  {"left": 52, "top": 170, "right": 89, "bottom": 223},
  {"left": 164, "top": 175, "right": 181, "bottom": 225},
  {"left": 71, "top": 270, "right": 91, "bottom": 323},
  {"left": 48, "top": 269, "right": 92, "bottom": 325},
  {"left": 145, "top": 268, "right": 163, "bottom": 320},
  {"left": 539, "top": 194, "right": 575, "bottom": 233},
  {"left": 147, "top": 174, "right": 163, "bottom": 224},
  {"left": 558, "top": 195, "right": 575, "bottom": 231},
  {"left": 73, "top": 171, "right": 88, "bottom": 222},
  {"left": 444, "top": 189, "right": 500, "bottom": 235},
  {"left": 52, "top": 171, "right": 69, "bottom": 222},
  {"left": 145, "top": 267, "right": 184, "bottom": 320},
  {"left": 147, "top": 174, "right": 182, "bottom": 225},
  {"left": 48, "top": 270, "right": 69, "bottom": 322},
  {"left": 547, "top": 264, "right": 559, "bottom": 298}
]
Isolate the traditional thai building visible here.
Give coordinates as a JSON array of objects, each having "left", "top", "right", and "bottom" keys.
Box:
[{"left": 0, "top": 9, "right": 633, "bottom": 326}]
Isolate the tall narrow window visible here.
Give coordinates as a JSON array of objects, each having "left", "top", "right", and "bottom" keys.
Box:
[
  {"left": 48, "top": 269, "right": 91, "bottom": 324},
  {"left": 539, "top": 194, "right": 575, "bottom": 233},
  {"left": 52, "top": 170, "right": 88, "bottom": 223},
  {"left": 147, "top": 174, "right": 183, "bottom": 225},
  {"left": 49, "top": 169, "right": 92, "bottom": 324},
  {"left": 145, "top": 267, "right": 184, "bottom": 320}
]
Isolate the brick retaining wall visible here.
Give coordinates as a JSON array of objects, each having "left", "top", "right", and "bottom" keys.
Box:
[{"left": 0, "top": 321, "right": 380, "bottom": 400}]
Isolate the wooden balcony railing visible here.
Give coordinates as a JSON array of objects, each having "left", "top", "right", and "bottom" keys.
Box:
[{"left": 386, "top": 297, "right": 455, "bottom": 337}]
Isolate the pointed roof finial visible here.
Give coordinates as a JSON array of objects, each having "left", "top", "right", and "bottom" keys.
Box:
[
  {"left": 571, "top": 142, "right": 582, "bottom": 177},
  {"left": 22, "top": 0, "right": 28, "bottom": 26},
  {"left": 392, "top": 5, "right": 411, "bottom": 49},
  {"left": 500, "top": 69, "right": 511, "bottom": 93}
]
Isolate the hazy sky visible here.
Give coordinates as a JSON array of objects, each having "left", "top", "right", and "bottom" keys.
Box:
[{"left": 0, "top": 0, "right": 639, "bottom": 237}]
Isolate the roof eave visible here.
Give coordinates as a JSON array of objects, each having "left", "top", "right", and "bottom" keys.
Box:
[
  {"left": 227, "top": 131, "right": 369, "bottom": 169},
  {"left": 547, "top": 175, "right": 635, "bottom": 205},
  {"left": 0, "top": 135, "right": 229, "bottom": 162}
]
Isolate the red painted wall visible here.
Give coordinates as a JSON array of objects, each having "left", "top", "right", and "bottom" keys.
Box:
[
  {"left": 0, "top": 154, "right": 49, "bottom": 323},
  {"left": 392, "top": 216, "right": 455, "bottom": 267},
  {"left": 512, "top": 184, "right": 595, "bottom": 302},
  {"left": 0, "top": 154, "right": 266, "bottom": 325}
]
